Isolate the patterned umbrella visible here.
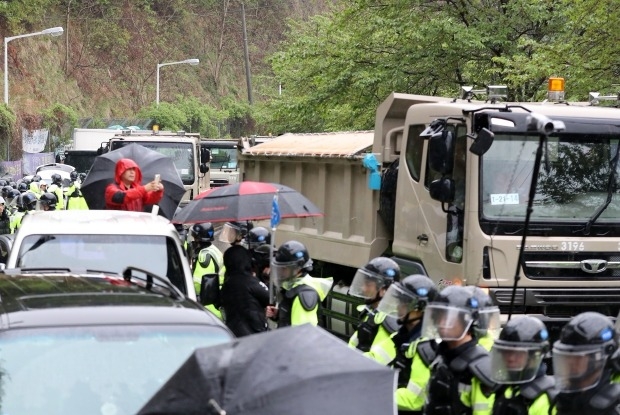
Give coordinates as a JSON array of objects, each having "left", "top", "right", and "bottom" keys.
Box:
[{"left": 172, "top": 181, "right": 322, "bottom": 224}]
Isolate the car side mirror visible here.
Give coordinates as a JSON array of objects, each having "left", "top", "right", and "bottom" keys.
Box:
[
  {"left": 199, "top": 273, "right": 220, "bottom": 306},
  {"left": 200, "top": 164, "right": 209, "bottom": 174},
  {"left": 201, "top": 148, "right": 211, "bottom": 164},
  {"left": 469, "top": 128, "right": 494, "bottom": 156}
]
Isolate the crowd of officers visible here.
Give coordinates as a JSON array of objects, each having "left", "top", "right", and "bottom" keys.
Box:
[
  {"left": 0, "top": 171, "right": 88, "bottom": 234},
  {"left": 180, "top": 221, "right": 620, "bottom": 414}
]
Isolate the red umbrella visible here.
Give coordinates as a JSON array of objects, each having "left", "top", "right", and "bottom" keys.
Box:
[{"left": 172, "top": 181, "right": 323, "bottom": 224}]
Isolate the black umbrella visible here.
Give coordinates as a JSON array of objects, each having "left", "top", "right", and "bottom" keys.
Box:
[
  {"left": 172, "top": 181, "right": 323, "bottom": 224},
  {"left": 81, "top": 143, "right": 185, "bottom": 219},
  {"left": 138, "top": 324, "right": 396, "bottom": 415}
]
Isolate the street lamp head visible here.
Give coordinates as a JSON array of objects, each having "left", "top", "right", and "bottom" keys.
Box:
[
  {"left": 41, "top": 27, "right": 64, "bottom": 37},
  {"left": 185, "top": 59, "right": 199, "bottom": 66}
]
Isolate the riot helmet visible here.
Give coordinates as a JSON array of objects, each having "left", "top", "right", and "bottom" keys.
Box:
[
  {"left": 271, "top": 240, "right": 312, "bottom": 287},
  {"left": 553, "top": 312, "right": 617, "bottom": 392},
  {"left": 70, "top": 171, "right": 78, "bottom": 182},
  {"left": 2, "top": 185, "right": 13, "bottom": 198},
  {"left": 31, "top": 175, "right": 41, "bottom": 183},
  {"left": 9, "top": 189, "right": 20, "bottom": 200},
  {"left": 349, "top": 257, "right": 401, "bottom": 304},
  {"left": 247, "top": 226, "right": 271, "bottom": 250},
  {"left": 17, "top": 182, "right": 28, "bottom": 193},
  {"left": 378, "top": 274, "right": 437, "bottom": 322},
  {"left": 51, "top": 173, "right": 62, "bottom": 186},
  {"left": 22, "top": 177, "right": 32, "bottom": 186},
  {"left": 0, "top": 179, "right": 7, "bottom": 187},
  {"left": 466, "top": 286, "right": 501, "bottom": 340},
  {"left": 39, "top": 192, "right": 58, "bottom": 211},
  {"left": 251, "top": 243, "right": 272, "bottom": 283},
  {"left": 491, "top": 316, "right": 549, "bottom": 384},
  {"left": 421, "top": 285, "right": 480, "bottom": 341},
  {"left": 219, "top": 221, "right": 250, "bottom": 244},
  {"left": 8, "top": 181, "right": 16, "bottom": 189},
  {"left": 191, "top": 222, "right": 215, "bottom": 243},
  {"left": 20, "top": 193, "right": 38, "bottom": 211}
]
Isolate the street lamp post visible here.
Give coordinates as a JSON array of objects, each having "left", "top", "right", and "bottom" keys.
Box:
[
  {"left": 156, "top": 58, "right": 199, "bottom": 106},
  {"left": 4, "top": 26, "right": 64, "bottom": 105},
  {"left": 3, "top": 26, "right": 64, "bottom": 161}
]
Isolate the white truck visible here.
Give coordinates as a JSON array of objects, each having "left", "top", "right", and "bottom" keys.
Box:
[
  {"left": 101, "top": 130, "right": 211, "bottom": 203},
  {"left": 200, "top": 139, "right": 240, "bottom": 188},
  {"left": 240, "top": 86, "right": 620, "bottom": 339},
  {"left": 62, "top": 128, "right": 121, "bottom": 175}
]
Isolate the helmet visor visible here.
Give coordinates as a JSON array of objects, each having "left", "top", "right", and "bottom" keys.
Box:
[
  {"left": 491, "top": 343, "right": 543, "bottom": 384},
  {"left": 349, "top": 268, "right": 384, "bottom": 299},
  {"left": 219, "top": 223, "right": 240, "bottom": 244},
  {"left": 478, "top": 307, "right": 502, "bottom": 339},
  {"left": 377, "top": 284, "right": 423, "bottom": 319},
  {"left": 422, "top": 304, "right": 473, "bottom": 341},
  {"left": 270, "top": 260, "right": 301, "bottom": 288},
  {"left": 552, "top": 347, "right": 607, "bottom": 392}
]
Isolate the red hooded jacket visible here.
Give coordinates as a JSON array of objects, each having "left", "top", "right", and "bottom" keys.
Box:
[{"left": 104, "top": 158, "right": 163, "bottom": 212}]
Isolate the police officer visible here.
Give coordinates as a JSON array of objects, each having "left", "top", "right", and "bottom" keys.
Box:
[
  {"left": 48, "top": 173, "right": 65, "bottom": 210},
  {"left": 490, "top": 316, "right": 556, "bottom": 415},
  {"left": 219, "top": 221, "right": 250, "bottom": 246},
  {"left": 422, "top": 285, "right": 497, "bottom": 415},
  {"left": 552, "top": 312, "right": 620, "bottom": 415},
  {"left": 376, "top": 274, "right": 438, "bottom": 414},
  {"left": 0, "top": 197, "right": 10, "bottom": 235},
  {"left": 247, "top": 226, "right": 271, "bottom": 284},
  {"left": 65, "top": 171, "right": 88, "bottom": 210},
  {"left": 191, "top": 222, "right": 225, "bottom": 319},
  {"left": 347, "top": 257, "right": 401, "bottom": 364},
  {"left": 467, "top": 286, "right": 501, "bottom": 351},
  {"left": 270, "top": 240, "right": 333, "bottom": 327},
  {"left": 29, "top": 175, "right": 42, "bottom": 195},
  {"left": 39, "top": 192, "right": 58, "bottom": 211},
  {"left": 10, "top": 193, "right": 37, "bottom": 233}
]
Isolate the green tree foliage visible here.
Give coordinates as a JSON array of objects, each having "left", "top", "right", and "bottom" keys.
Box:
[
  {"left": 42, "top": 103, "right": 79, "bottom": 151},
  {"left": 137, "top": 102, "right": 187, "bottom": 131},
  {"left": 262, "top": 0, "right": 616, "bottom": 132},
  {"left": 0, "top": 105, "right": 16, "bottom": 161}
]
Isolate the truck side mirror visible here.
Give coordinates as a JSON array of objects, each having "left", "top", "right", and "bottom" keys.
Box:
[
  {"left": 428, "top": 130, "right": 454, "bottom": 175},
  {"left": 429, "top": 178, "right": 455, "bottom": 203},
  {"left": 201, "top": 148, "right": 211, "bottom": 164},
  {"left": 200, "top": 164, "right": 209, "bottom": 174},
  {"left": 469, "top": 128, "right": 494, "bottom": 156}
]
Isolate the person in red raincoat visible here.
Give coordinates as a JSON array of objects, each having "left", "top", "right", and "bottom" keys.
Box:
[{"left": 105, "top": 158, "right": 164, "bottom": 212}]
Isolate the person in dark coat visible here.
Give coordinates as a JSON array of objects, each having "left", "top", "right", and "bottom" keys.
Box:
[{"left": 220, "top": 245, "right": 270, "bottom": 337}]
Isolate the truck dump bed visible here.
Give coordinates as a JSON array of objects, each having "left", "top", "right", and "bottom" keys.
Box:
[{"left": 240, "top": 131, "right": 389, "bottom": 268}]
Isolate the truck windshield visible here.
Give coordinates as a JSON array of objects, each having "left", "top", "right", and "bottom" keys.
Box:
[
  {"left": 209, "top": 147, "right": 238, "bottom": 169},
  {"left": 481, "top": 133, "right": 620, "bottom": 222},
  {"left": 111, "top": 141, "right": 195, "bottom": 185},
  {"left": 17, "top": 234, "right": 187, "bottom": 293}
]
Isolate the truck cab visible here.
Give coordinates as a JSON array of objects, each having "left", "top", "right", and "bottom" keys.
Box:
[
  {"left": 240, "top": 91, "right": 620, "bottom": 338},
  {"left": 200, "top": 139, "right": 240, "bottom": 187}
]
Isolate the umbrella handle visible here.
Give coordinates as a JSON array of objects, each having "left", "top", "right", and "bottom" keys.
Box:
[{"left": 151, "top": 205, "right": 160, "bottom": 216}]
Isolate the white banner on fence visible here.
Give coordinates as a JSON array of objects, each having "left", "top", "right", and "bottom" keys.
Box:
[{"left": 22, "top": 128, "right": 49, "bottom": 154}]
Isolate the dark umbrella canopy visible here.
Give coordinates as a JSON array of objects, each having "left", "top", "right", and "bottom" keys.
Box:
[
  {"left": 81, "top": 143, "right": 185, "bottom": 219},
  {"left": 138, "top": 324, "right": 396, "bottom": 415},
  {"left": 172, "top": 181, "right": 323, "bottom": 224}
]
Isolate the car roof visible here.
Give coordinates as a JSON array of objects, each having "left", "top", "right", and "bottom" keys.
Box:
[
  {"left": 36, "top": 163, "right": 75, "bottom": 173},
  {"left": 0, "top": 272, "right": 228, "bottom": 330},
  {"left": 17, "top": 210, "right": 177, "bottom": 236}
]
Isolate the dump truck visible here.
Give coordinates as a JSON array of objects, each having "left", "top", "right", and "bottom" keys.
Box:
[
  {"left": 100, "top": 130, "right": 211, "bottom": 204},
  {"left": 240, "top": 87, "right": 620, "bottom": 338}
]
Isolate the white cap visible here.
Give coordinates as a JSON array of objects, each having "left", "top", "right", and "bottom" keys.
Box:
[{"left": 0, "top": 196, "right": 5, "bottom": 205}]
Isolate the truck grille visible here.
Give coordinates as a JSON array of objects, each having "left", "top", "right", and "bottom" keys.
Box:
[
  {"left": 209, "top": 179, "right": 229, "bottom": 187},
  {"left": 523, "top": 252, "right": 620, "bottom": 280}
]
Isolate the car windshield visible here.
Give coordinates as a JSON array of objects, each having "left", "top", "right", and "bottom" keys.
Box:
[
  {"left": 17, "top": 234, "right": 187, "bottom": 293},
  {"left": 481, "top": 133, "right": 620, "bottom": 221},
  {"left": 209, "top": 147, "right": 238, "bottom": 169},
  {"left": 0, "top": 325, "right": 231, "bottom": 414},
  {"left": 110, "top": 141, "right": 195, "bottom": 185}
]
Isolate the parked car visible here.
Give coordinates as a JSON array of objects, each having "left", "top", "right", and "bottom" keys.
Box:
[
  {"left": 3, "top": 210, "right": 196, "bottom": 300},
  {"left": 0, "top": 268, "right": 233, "bottom": 414}
]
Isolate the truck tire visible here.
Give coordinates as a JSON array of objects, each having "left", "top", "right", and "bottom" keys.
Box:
[{"left": 379, "top": 159, "right": 399, "bottom": 232}]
